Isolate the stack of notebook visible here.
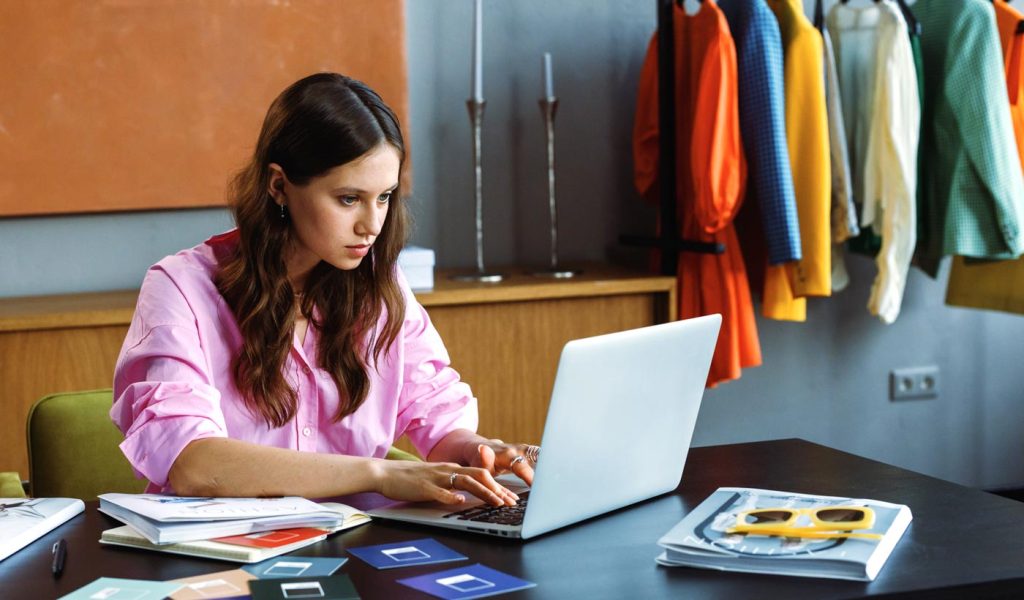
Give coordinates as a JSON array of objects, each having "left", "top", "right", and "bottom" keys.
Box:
[{"left": 98, "top": 494, "right": 370, "bottom": 563}]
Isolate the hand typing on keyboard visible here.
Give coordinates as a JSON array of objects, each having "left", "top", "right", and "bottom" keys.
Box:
[
  {"left": 469, "top": 441, "right": 538, "bottom": 487},
  {"left": 443, "top": 492, "right": 531, "bottom": 525}
]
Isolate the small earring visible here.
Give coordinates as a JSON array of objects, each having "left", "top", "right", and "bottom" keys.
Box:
[{"left": 279, "top": 203, "right": 286, "bottom": 219}]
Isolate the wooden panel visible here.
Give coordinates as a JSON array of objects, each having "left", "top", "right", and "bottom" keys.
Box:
[
  {"left": 0, "top": 325, "right": 128, "bottom": 478},
  {"left": 0, "top": 0, "right": 409, "bottom": 217}
]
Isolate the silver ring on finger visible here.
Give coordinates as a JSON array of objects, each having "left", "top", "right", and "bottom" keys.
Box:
[
  {"left": 449, "top": 472, "right": 459, "bottom": 489},
  {"left": 509, "top": 455, "right": 526, "bottom": 468}
]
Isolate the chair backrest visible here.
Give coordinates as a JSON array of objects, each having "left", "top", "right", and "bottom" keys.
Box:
[
  {"left": 26, "top": 389, "right": 146, "bottom": 500},
  {"left": 0, "top": 471, "right": 26, "bottom": 498}
]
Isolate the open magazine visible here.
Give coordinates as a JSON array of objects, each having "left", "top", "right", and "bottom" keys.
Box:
[
  {"left": 98, "top": 494, "right": 367, "bottom": 544},
  {"left": 657, "top": 487, "right": 912, "bottom": 581}
]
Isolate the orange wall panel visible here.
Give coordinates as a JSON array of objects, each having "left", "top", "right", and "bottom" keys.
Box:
[{"left": 0, "top": 0, "right": 409, "bottom": 217}]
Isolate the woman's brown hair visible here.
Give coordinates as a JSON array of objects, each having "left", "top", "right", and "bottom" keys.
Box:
[{"left": 217, "top": 73, "right": 408, "bottom": 428}]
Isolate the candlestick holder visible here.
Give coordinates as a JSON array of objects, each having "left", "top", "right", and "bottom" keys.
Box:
[
  {"left": 532, "top": 96, "right": 580, "bottom": 278},
  {"left": 452, "top": 98, "right": 504, "bottom": 283}
]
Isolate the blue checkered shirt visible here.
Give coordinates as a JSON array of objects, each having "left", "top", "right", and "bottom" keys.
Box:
[{"left": 719, "top": 0, "right": 802, "bottom": 265}]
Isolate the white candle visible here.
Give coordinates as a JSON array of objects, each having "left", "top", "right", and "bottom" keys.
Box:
[
  {"left": 543, "top": 52, "right": 554, "bottom": 98},
  {"left": 472, "top": 0, "right": 483, "bottom": 101}
]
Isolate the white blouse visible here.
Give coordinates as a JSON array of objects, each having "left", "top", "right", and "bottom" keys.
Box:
[{"left": 828, "top": 0, "right": 920, "bottom": 324}]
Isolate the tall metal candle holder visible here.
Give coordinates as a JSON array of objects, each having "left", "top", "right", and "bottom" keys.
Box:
[
  {"left": 452, "top": 98, "right": 504, "bottom": 283},
  {"left": 532, "top": 96, "right": 580, "bottom": 278}
]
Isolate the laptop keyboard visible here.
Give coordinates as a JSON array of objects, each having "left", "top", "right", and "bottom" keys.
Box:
[{"left": 441, "top": 491, "right": 530, "bottom": 526}]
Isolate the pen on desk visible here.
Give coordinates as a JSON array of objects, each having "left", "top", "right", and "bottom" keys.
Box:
[{"left": 51, "top": 538, "right": 66, "bottom": 578}]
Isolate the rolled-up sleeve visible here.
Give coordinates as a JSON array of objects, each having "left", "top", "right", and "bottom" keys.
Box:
[
  {"left": 393, "top": 277, "right": 478, "bottom": 458},
  {"left": 111, "top": 271, "right": 229, "bottom": 487}
]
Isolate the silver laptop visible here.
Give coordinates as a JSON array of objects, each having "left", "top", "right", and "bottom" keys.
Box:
[{"left": 368, "top": 314, "right": 721, "bottom": 540}]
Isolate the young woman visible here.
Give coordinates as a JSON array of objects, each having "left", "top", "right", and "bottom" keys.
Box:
[{"left": 111, "top": 73, "right": 534, "bottom": 508}]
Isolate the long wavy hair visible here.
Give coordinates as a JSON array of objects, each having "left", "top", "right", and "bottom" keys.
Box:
[{"left": 216, "top": 73, "right": 408, "bottom": 428}]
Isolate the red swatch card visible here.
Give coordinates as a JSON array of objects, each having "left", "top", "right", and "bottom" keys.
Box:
[{"left": 213, "top": 527, "right": 327, "bottom": 549}]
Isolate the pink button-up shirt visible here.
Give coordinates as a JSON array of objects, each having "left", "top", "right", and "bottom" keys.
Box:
[{"left": 111, "top": 230, "right": 478, "bottom": 493}]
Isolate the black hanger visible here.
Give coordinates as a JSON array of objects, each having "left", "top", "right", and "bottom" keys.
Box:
[
  {"left": 814, "top": 0, "right": 824, "bottom": 31},
  {"left": 895, "top": 0, "right": 922, "bottom": 37}
]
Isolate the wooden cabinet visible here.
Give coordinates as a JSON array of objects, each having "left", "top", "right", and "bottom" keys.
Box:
[{"left": 0, "top": 264, "right": 675, "bottom": 478}]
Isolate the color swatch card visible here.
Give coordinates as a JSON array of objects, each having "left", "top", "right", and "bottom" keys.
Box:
[
  {"left": 242, "top": 556, "right": 347, "bottom": 579},
  {"left": 170, "top": 568, "right": 256, "bottom": 599},
  {"left": 249, "top": 575, "right": 360, "bottom": 600},
  {"left": 397, "top": 564, "right": 536, "bottom": 599},
  {"left": 59, "top": 577, "right": 182, "bottom": 600},
  {"left": 347, "top": 538, "right": 466, "bottom": 570}
]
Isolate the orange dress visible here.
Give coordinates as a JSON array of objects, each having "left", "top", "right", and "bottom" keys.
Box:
[
  {"left": 996, "top": 0, "right": 1024, "bottom": 173},
  {"left": 633, "top": 1, "right": 761, "bottom": 387}
]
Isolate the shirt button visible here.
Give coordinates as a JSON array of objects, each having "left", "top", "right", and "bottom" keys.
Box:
[
  {"left": 302, "top": 427, "right": 312, "bottom": 437},
  {"left": 303, "top": 366, "right": 312, "bottom": 375}
]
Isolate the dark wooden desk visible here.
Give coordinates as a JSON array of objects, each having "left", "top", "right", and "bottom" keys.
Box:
[{"left": 4, "top": 439, "right": 1024, "bottom": 599}]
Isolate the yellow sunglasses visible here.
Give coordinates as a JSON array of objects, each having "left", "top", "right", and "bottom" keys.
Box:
[{"left": 726, "top": 506, "right": 882, "bottom": 540}]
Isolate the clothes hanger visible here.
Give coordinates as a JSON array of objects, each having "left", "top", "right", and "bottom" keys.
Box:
[
  {"left": 814, "top": 0, "right": 824, "bottom": 31},
  {"left": 895, "top": 0, "right": 922, "bottom": 37}
]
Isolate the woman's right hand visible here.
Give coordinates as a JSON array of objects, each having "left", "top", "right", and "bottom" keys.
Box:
[{"left": 375, "top": 460, "right": 520, "bottom": 506}]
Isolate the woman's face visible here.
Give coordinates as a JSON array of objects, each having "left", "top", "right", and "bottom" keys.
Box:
[{"left": 270, "top": 143, "right": 400, "bottom": 283}]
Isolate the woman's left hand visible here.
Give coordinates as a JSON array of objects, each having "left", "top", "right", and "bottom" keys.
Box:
[{"left": 467, "top": 440, "right": 537, "bottom": 486}]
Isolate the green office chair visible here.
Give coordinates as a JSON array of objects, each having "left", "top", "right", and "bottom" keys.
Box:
[
  {"left": 26, "top": 389, "right": 146, "bottom": 500},
  {"left": 385, "top": 445, "right": 421, "bottom": 462},
  {"left": 26, "top": 388, "right": 422, "bottom": 500}
]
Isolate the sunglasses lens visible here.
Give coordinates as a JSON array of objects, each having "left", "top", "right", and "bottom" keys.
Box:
[
  {"left": 744, "top": 510, "right": 792, "bottom": 524},
  {"left": 818, "top": 508, "right": 865, "bottom": 522}
]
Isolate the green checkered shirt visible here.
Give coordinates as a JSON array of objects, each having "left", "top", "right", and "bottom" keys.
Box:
[{"left": 913, "top": 0, "right": 1024, "bottom": 276}]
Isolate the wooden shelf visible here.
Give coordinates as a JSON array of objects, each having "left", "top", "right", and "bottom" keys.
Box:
[
  {"left": 0, "top": 290, "right": 138, "bottom": 333},
  {"left": 0, "top": 263, "right": 675, "bottom": 332},
  {"left": 0, "top": 263, "right": 677, "bottom": 477},
  {"left": 420, "top": 263, "right": 674, "bottom": 310}
]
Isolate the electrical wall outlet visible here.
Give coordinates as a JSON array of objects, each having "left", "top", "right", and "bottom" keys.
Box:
[{"left": 890, "top": 366, "right": 940, "bottom": 401}]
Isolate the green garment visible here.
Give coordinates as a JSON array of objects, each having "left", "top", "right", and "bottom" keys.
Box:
[
  {"left": 911, "top": 33, "right": 924, "bottom": 108},
  {"left": 911, "top": 0, "right": 1024, "bottom": 277},
  {"left": 911, "top": 30, "right": 926, "bottom": 261}
]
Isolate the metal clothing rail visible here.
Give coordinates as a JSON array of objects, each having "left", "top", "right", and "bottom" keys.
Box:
[{"left": 621, "top": 0, "right": 724, "bottom": 277}]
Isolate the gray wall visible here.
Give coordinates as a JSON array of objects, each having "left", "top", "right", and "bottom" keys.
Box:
[{"left": 2, "top": 0, "right": 1022, "bottom": 490}]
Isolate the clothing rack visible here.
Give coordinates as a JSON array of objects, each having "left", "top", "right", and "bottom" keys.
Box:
[{"left": 621, "top": 0, "right": 724, "bottom": 277}]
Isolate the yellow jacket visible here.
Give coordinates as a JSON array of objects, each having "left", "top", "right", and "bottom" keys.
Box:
[{"left": 764, "top": 0, "right": 832, "bottom": 321}]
